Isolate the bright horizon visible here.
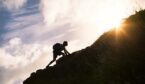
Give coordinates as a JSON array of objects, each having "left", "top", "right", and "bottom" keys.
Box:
[{"left": 0, "top": 0, "right": 145, "bottom": 84}]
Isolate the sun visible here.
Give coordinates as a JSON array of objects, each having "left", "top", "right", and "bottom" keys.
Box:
[
  {"left": 96, "top": 8, "right": 125, "bottom": 33},
  {"left": 97, "top": 19, "right": 123, "bottom": 33}
]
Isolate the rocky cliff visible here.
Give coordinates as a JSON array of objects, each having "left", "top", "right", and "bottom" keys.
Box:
[{"left": 24, "top": 10, "right": 145, "bottom": 84}]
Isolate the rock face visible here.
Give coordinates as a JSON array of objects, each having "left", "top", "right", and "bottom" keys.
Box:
[{"left": 23, "top": 10, "right": 145, "bottom": 84}]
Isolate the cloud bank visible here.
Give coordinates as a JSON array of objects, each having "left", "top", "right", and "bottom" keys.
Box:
[
  {"left": 1, "top": 0, "right": 27, "bottom": 10},
  {"left": 40, "top": 0, "right": 145, "bottom": 43}
]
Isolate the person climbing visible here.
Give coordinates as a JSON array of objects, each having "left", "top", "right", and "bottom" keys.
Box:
[{"left": 48, "top": 41, "right": 70, "bottom": 66}]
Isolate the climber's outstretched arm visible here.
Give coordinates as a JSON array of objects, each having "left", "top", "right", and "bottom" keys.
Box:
[{"left": 64, "top": 48, "right": 70, "bottom": 55}]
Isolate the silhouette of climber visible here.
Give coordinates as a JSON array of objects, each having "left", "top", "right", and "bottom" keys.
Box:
[{"left": 48, "top": 41, "right": 70, "bottom": 66}]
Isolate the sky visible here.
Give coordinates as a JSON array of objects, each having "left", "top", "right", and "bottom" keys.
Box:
[{"left": 0, "top": 0, "right": 145, "bottom": 84}]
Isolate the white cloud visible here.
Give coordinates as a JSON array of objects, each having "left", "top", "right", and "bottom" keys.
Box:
[
  {"left": 0, "top": 37, "right": 50, "bottom": 69},
  {"left": 40, "top": 0, "right": 71, "bottom": 25},
  {"left": 2, "top": 0, "right": 27, "bottom": 10},
  {"left": 0, "top": 37, "right": 51, "bottom": 84},
  {"left": 40, "top": 0, "right": 145, "bottom": 45}
]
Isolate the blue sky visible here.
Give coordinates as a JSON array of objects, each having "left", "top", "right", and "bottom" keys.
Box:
[{"left": 0, "top": 0, "right": 145, "bottom": 84}]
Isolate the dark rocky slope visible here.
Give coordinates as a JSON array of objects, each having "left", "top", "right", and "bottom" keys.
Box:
[{"left": 23, "top": 10, "right": 145, "bottom": 84}]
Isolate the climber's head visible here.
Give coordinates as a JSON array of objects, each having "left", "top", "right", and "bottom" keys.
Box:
[{"left": 63, "top": 41, "right": 68, "bottom": 46}]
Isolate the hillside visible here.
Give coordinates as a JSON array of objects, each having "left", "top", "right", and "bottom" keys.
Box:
[{"left": 23, "top": 10, "right": 145, "bottom": 84}]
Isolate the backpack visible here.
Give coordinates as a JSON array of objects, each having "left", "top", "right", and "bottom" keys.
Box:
[{"left": 53, "top": 43, "right": 63, "bottom": 51}]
